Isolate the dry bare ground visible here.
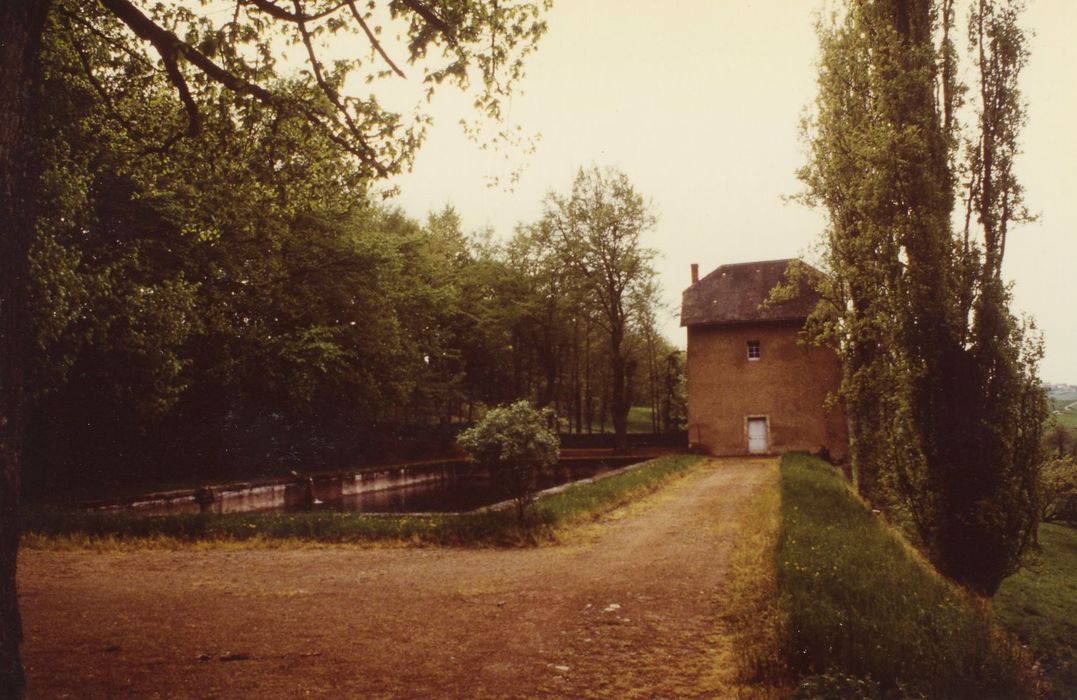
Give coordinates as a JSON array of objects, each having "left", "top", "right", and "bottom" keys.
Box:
[{"left": 20, "top": 458, "right": 776, "bottom": 699}]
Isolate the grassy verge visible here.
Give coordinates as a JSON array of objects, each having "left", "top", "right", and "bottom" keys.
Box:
[
  {"left": 777, "top": 452, "right": 1041, "bottom": 699},
  {"left": 22, "top": 454, "right": 702, "bottom": 549},
  {"left": 711, "top": 459, "right": 790, "bottom": 699},
  {"left": 538, "top": 453, "right": 701, "bottom": 526},
  {"left": 994, "top": 522, "right": 1077, "bottom": 699},
  {"left": 22, "top": 507, "right": 538, "bottom": 549}
]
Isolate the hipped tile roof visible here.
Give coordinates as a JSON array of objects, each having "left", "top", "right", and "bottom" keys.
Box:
[{"left": 680, "top": 258, "right": 821, "bottom": 327}]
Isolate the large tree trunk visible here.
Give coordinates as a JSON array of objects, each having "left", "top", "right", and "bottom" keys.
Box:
[
  {"left": 571, "top": 318, "right": 581, "bottom": 433},
  {"left": 0, "top": 1, "right": 50, "bottom": 696},
  {"left": 609, "top": 319, "right": 628, "bottom": 453},
  {"left": 643, "top": 328, "right": 657, "bottom": 433},
  {"left": 537, "top": 347, "right": 556, "bottom": 408},
  {"left": 845, "top": 335, "right": 883, "bottom": 502},
  {"left": 610, "top": 355, "right": 627, "bottom": 450},
  {"left": 584, "top": 320, "right": 592, "bottom": 434}
]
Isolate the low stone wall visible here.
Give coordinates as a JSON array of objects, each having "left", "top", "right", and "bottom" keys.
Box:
[
  {"left": 89, "top": 453, "right": 667, "bottom": 516},
  {"left": 94, "top": 461, "right": 469, "bottom": 516}
]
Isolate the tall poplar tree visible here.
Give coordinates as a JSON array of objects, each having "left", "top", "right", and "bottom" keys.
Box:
[{"left": 800, "top": 0, "right": 1045, "bottom": 595}]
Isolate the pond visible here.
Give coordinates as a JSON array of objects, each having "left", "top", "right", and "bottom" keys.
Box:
[
  {"left": 309, "top": 461, "right": 627, "bottom": 514},
  {"left": 100, "top": 457, "right": 647, "bottom": 516}
]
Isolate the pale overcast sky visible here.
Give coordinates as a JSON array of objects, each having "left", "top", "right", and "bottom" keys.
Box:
[{"left": 385, "top": 1, "right": 1077, "bottom": 383}]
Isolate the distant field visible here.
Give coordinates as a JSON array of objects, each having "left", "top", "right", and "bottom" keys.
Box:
[
  {"left": 995, "top": 523, "right": 1077, "bottom": 699},
  {"left": 562, "top": 406, "right": 661, "bottom": 434},
  {"left": 1050, "top": 398, "right": 1077, "bottom": 429},
  {"left": 627, "top": 406, "right": 657, "bottom": 432}
]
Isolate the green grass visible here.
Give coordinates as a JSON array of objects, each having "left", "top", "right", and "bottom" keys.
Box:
[
  {"left": 23, "top": 507, "right": 538, "bottom": 547},
  {"left": 562, "top": 405, "right": 660, "bottom": 434},
  {"left": 777, "top": 453, "right": 1040, "bottom": 699},
  {"left": 23, "top": 454, "right": 702, "bottom": 548},
  {"left": 995, "top": 522, "right": 1077, "bottom": 699},
  {"left": 626, "top": 405, "right": 657, "bottom": 433},
  {"left": 539, "top": 453, "right": 700, "bottom": 524},
  {"left": 1050, "top": 398, "right": 1077, "bottom": 429}
]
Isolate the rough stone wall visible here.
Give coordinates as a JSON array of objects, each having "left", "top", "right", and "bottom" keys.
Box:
[{"left": 685, "top": 321, "right": 848, "bottom": 460}]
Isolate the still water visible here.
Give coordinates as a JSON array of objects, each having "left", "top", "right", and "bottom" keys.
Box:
[{"left": 301, "top": 461, "right": 630, "bottom": 514}]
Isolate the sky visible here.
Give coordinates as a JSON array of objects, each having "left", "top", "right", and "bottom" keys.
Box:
[{"left": 382, "top": 0, "right": 1077, "bottom": 383}]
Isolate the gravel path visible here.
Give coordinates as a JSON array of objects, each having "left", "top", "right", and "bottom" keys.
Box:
[{"left": 20, "top": 457, "right": 775, "bottom": 699}]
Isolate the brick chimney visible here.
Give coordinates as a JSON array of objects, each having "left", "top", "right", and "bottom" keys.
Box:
[{"left": 690, "top": 263, "right": 699, "bottom": 284}]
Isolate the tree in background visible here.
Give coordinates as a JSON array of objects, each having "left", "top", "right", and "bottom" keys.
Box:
[
  {"left": 1, "top": 1, "right": 549, "bottom": 692},
  {"left": 457, "top": 400, "right": 559, "bottom": 523},
  {"left": 1040, "top": 456, "right": 1077, "bottom": 525},
  {"left": 28, "top": 10, "right": 475, "bottom": 491},
  {"left": 501, "top": 224, "right": 576, "bottom": 411},
  {"left": 1045, "top": 424, "right": 1073, "bottom": 459},
  {"left": 537, "top": 167, "right": 659, "bottom": 453},
  {"left": 800, "top": 0, "right": 1046, "bottom": 595},
  {"left": 492, "top": 222, "right": 681, "bottom": 438},
  {"left": 661, "top": 350, "right": 688, "bottom": 434}
]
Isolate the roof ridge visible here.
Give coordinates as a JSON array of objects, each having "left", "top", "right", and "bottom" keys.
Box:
[
  {"left": 681, "top": 258, "right": 820, "bottom": 327},
  {"left": 695, "top": 257, "right": 799, "bottom": 285},
  {"left": 716, "top": 257, "right": 797, "bottom": 267}
]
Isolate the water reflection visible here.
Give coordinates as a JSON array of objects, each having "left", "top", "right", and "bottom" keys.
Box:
[{"left": 299, "top": 461, "right": 623, "bottom": 514}]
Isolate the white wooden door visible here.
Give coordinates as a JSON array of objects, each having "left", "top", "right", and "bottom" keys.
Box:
[{"left": 747, "top": 418, "right": 769, "bottom": 454}]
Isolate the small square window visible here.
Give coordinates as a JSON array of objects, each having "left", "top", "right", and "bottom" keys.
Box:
[{"left": 747, "top": 340, "right": 761, "bottom": 360}]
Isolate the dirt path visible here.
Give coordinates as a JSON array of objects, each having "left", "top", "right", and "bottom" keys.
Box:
[{"left": 20, "top": 458, "right": 775, "bottom": 699}]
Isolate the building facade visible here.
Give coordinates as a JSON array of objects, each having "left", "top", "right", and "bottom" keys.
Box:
[{"left": 680, "top": 259, "right": 848, "bottom": 459}]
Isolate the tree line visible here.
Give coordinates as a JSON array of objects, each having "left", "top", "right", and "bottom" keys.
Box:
[{"left": 21, "top": 9, "right": 680, "bottom": 504}]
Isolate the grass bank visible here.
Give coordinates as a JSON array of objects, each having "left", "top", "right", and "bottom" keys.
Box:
[
  {"left": 777, "top": 453, "right": 1041, "bottom": 699},
  {"left": 995, "top": 522, "right": 1077, "bottom": 699},
  {"left": 713, "top": 459, "right": 790, "bottom": 699},
  {"left": 539, "top": 453, "right": 701, "bottom": 525},
  {"left": 23, "top": 453, "right": 702, "bottom": 548}
]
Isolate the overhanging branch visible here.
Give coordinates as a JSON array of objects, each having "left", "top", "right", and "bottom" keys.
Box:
[
  {"left": 346, "top": 1, "right": 406, "bottom": 78},
  {"left": 400, "top": 0, "right": 457, "bottom": 46},
  {"left": 240, "top": 0, "right": 349, "bottom": 23},
  {"left": 96, "top": 0, "right": 390, "bottom": 174},
  {"left": 98, "top": 0, "right": 277, "bottom": 106}
]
